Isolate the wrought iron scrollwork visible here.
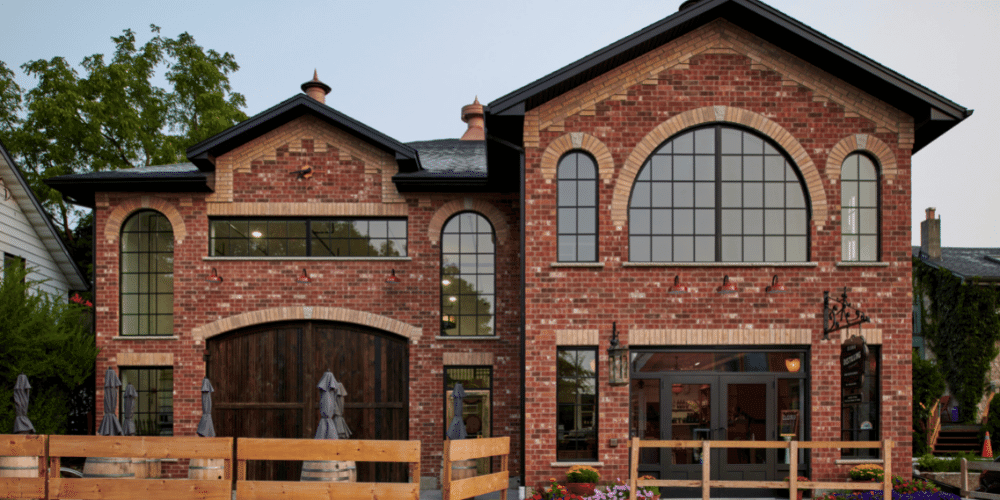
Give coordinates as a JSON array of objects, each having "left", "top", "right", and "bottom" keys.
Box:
[{"left": 822, "top": 287, "right": 870, "bottom": 341}]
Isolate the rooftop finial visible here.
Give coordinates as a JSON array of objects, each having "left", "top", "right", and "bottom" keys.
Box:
[
  {"left": 460, "top": 97, "right": 485, "bottom": 141},
  {"left": 301, "top": 70, "right": 331, "bottom": 104}
]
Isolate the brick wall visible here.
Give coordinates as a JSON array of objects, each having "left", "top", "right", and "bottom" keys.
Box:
[{"left": 521, "top": 20, "right": 913, "bottom": 487}]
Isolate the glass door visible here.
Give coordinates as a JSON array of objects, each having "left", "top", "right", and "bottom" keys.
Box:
[{"left": 720, "top": 379, "right": 774, "bottom": 482}]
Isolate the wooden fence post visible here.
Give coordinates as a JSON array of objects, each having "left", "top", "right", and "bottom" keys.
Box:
[
  {"left": 883, "top": 439, "right": 893, "bottom": 500},
  {"left": 789, "top": 440, "right": 798, "bottom": 500},
  {"left": 961, "top": 457, "right": 969, "bottom": 497},
  {"left": 442, "top": 439, "right": 452, "bottom": 500},
  {"left": 701, "top": 441, "right": 710, "bottom": 500},
  {"left": 629, "top": 438, "right": 639, "bottom": 500}
]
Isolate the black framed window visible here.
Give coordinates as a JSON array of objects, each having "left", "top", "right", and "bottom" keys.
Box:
[
  {"left": 209, "top": 218, "right": 407, "bottom": 257},
  {"left": 558, "top": 151, "right": 598, "bottom": 262},
  {"left": 557, "top": 348, "right": 598, "bottom": 461},
  {"left": 3, "top": 253, "right": 26, "bottom": 283},
  {"left": 841, "top": 345, "right": 880, "bottom": 458},
  {"left": 444, "top": 367, "right": 492, "bottom": 439},
  {"left": 120, "top": 367, "right": 174, "bottom": 435},
  {"left": 841, "top": 153, "right": 879, "bottom": 262},
  {"left": 120, "top": 211, "right": 173, "bottom": 336},
  {"left": 441, "top": 212, "right": 495, "bottom": 336},
  {"left": 628, "top": 125, "right": 809, "bottom": 262}
]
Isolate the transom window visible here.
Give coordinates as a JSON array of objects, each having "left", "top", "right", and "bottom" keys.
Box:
[
  {"left": 120, "top": 211, "right": 173, "bottom": 336},
  {"left": 629, "top": 125, "right": 809, "bottom": 262},
  {"left": 441, "top": 212, "right": 495, "bottom": 336},
  {"left": 840, "top": 153, "right": 879, "bottom": 262},
  {"left": 210, "top": 218, "right": 407, "bottom": 257},
  {"left": 558, "top": 151, "right": 598, "bottom": 262}
]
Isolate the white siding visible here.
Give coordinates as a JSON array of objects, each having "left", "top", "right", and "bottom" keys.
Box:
[{"left": 0, "top": 180, "right": 73, "bottom": 299}]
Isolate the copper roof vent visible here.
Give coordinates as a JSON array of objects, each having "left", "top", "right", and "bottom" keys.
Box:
[
  {"left": 460, "top": 97, "right": 485, "bottom": 141},
  {"left": 301, "top": 70, "right": 331, "bottom": 104}
]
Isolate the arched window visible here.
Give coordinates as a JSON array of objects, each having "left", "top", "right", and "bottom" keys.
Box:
[
  {"left": 120, "top": 210, "right": 173, "bottom": 336},
  {"left": 558, "top": 151, "right": 598, "bottom": 262},
  {"left": 629, "top": 125, "right": 809, "bottom": 262},
  {"left": 441, "top": 212, "right": 495, "bottom": 336},
  {"left": 841, "top": 153, "right": 879, "bottom": 262}
]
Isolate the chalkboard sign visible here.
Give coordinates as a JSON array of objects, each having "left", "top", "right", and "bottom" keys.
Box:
[{"left": 780, "top": 409, "right": 799, "bottom": 437}]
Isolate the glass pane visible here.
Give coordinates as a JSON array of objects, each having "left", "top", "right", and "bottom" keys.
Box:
[
  {"left": 744, "top": 236, "right": 764, "bottom": 262},
  {"left": 695, "top": 236, "right": 714, "bottom": 261},
  {"left": 722, "top": 237, "right": 742, "bottom": 261},
  {"left": 651, "top": 237, "right": 671, "bottom": 262},
  {"left": 860, "top": 208, "right": 877, "bottom": 234},
  {"left": 787, "top": 236, "right": 807, "bottom": 261},
  {"left": 632, "top": 183, "right": 651, "bottom": 207},
  {"left": 695, "top": 128, "right": 715, "bottom": 154},
  {"left": 558, "top": 209, "right": 577, "bottom": 234},
  {"left": 674, "top": 132, "right": 694, "bottom": 154},
  {"left": 559, "top": 236, "right": 576, "bottom": 262},
  {"left": 674, "top": 237, "right": 694, "bottom": 261},
  {"left": 651, "top": 209, "right": 671, "bottom": 234},
  {"left": 558, "top": 156, "right": 577, "bottom": 179},
  {"left": 860, "top": 182, "right": 877, "bottom": 207},
  {"left": 675, "top": 210, "right": 694, "bottom": 234},
  {"left": 788, "top": 210, "right": 807, "bottom": 234},
  {"left": 786, "top": 184, "right": 806, "bottom": 208},
  {"left": 764, "top": 156, "right": 785, "bottom": 181},
  {"left": 721, "top": 183, "right": 741, "bottom": 207},
  {"left": 651, "top": 156, "right": 671, "bottom": 181},
  {"left": 860, "top": 236, "right": 878, "bottom": 261},
  {"left": 559, "top": 181, "right": 577, "bottom": 206},
  {"left": 721, "top": 128, "right": 742, "bottom": 154},
  {"left": 671, "top": 383, "right": 711, "bottom": 464},
  {"left": 674, "top": 156, "right": 694, "bottom": 181},
  {"left": 695, "top": 210, "right": 714, "bottom": 235},
  {"left": 842, "top": 155, "right": 859, "bottom": 179},
  {"left": 743, "top": 209, "right": 763, "bottom": 234},
  {"left": 842, "top": 235, "right": 859, "bottom": 261},
  {"left": 442, "top": 234, "right": 459, "bottom": 254},
  {"left": 743, "top": 133, "right": 764, "bottom": 155},
  {"left": 651, "top": 183, "right": 672, "bottom": 207},
  {"left": 630, "top": 209, "right": 651, "bottom": 235},
  {"left": 743, "top": 184, "right": 763, "bottom": 208},
  {"left": 765, "top": 236, "right": 785, "bottom": 262},
  {"left": 858, "top": 156, "right": 877, "bottom": 180},
  {"left": 722, "top": 210, "right": 741, "bottom": 234},
  {"left": 631, "top": 379, "right": 662, "bottom": 464},
  {"left": 674, "top": 183, "right": 694, "bottom": 207},
  {"left": 727, "top": 383, "right": 767, "bottom": 464},
  {"left": 842, "top": 182, "right": 858, "bottom": 207},
  {"left": 743, "top": 156, "right": 763, "bottom": 181},
  {"left": 778, "top": 378, "right": 803, "bottom": 464},
  {"left": 695, "top": 182, "right": 714, "bottom": 207},
  {"left": 578, "top": 236, "right": 596, "bottom": 262},
  {"left": 577, "top": 155, "right": 597, "bottom": 179},
  {"left": 578, "top": 208, "right": 596, "bottom": 234},
  {"left": 695, "top": 155, "right": 715, "bottom": 180},
  {"left": 765, "top": 183, "right": 785, "bottom": 208},
  {"left": 578, "top": 182, "right": 596, "bottom": 206},
  {"left": 631, "top": 236, "right": 651, "bottom": 262},
  {"left": 721, "top": 156, "right": 741, "bottom": 180},
  {"left": 765, "top": 209, "right": 785, "bottom": 235}
]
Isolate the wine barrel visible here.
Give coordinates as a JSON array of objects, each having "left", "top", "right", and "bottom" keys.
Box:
[
  {"left": 145, "top": 458, "right": 162, "bottom": 479},
  {"left": 83, "top": 457, "right": 134, "bottom": 479},
  {"left": 300, "top": 460, "right": 357, "bottom": 482},
  {"left": 452, "top": 458, "right": 477, "bottom": 480},
  {"left": 188, "top": 458, "right": 225, "bottom": 480},
  {"left": 131, "top": 458, "right": 156, "bottom": 479},
  {"left": 0, "top": 456, "right": 39, "bottom": 478}
]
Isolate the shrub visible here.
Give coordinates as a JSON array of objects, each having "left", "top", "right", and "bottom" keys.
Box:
[
  {"left": 849, "top": 464, "right": 884, "bottom": 482},
  {"left": 530, "top": 478, "right": 584, "bottom": 500},
  {"left": 566, "top": 465, "right": 600, "bottom": 483},
  {"left": 916, "top": 452, "right": 981, "bottom": 472}
]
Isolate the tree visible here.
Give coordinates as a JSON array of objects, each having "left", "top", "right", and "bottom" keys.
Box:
[
  {"left": 1, "top": 25, "right": 247, "bottom": 240},
  {"left": 0, "top": 265, "right": 98, "bottom": 434}
]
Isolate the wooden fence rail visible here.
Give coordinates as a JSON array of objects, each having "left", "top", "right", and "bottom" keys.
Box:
[
  {"left": 0, "top": 434, "right": 46, "bottom": 499},
  {"left": 629, "top": 438, "right": 894, "bottom": 500},
  {"left": 442, "top": 437, "right": 509, "bottom": 500},
  {"left": 235, "top": 438, "right": 421, "bottom": 500},
  {"left": 961, "top": 457, "right": 1000, "bottom": 500}
]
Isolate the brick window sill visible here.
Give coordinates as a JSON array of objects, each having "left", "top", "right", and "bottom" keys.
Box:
[
  {"left": 550, "top": 262, "right": 605, "bottom": 268},
  {"left": 435, "top": 336, "right": 501, "bottom": 341},
  {"left": 835, "top": 458, "right": 884, "bottom": 465},
  {"left": 836, "top": 261, "right": 890, "bottom": 267},
  {"left": 203, "top": 256, "right": 412, "bottom": 262},
  {"left": 112, "top": 336, "right": 180, "bottom": 341},
  {"left": 550, "top": 461, "right": 605, "bottom": 467},
  {"left": 623, "top": 261, "right": 819, "bottom": 267}
]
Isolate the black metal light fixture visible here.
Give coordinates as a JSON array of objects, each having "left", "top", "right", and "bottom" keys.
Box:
[
  {"left": 716, "top": 275, "right": 738, "bottom": 294},
  {"left": 205, "top": 268, "right": 223, "bottom": 283},
  {"left": 385, "top": 268, "right": 401, "bottom": 284},
  {"left": 296, "top": 268, "right": 312, "bottom": 284},
  {"left": 765, "top": 274, "right": 787, "bottom": 294},
  {"left": 822, "top": 287, "right": 870, "bottom": 341},
  {"left": 669, "top": 275, "right": 689, "bottom": 294},
  {"left": 608, "top": 322, "right": 629, "bottom": 386}
]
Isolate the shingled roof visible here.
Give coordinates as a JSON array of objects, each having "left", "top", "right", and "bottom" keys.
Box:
[{"left": 913, "top": 246, "right": 1000, "bottom": 282}]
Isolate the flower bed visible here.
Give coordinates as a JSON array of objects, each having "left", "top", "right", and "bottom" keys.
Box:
[{"left": 814, "top": 476, "right": 960, "bottom": 500}]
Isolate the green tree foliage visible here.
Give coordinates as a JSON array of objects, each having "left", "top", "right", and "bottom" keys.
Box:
[
  {"left": 913, "top": 258, "right": 1000, "bottom": 424},
  {"left": 0, "top": 265, "right": 98, "bottom": 434},
  {"left": 911, "top": 351, "right": 946, "bottom": 454},
  {"left": 0, "top": 25, "right": 247, "bottom": 240}
]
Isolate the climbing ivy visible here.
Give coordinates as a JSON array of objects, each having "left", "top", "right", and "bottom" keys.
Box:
[
  {"left": 912, "top": 351, "right": 945, "bottom": 454},
  {"left": 913, "top": 258, "right": 1000, "bottom": 423}
]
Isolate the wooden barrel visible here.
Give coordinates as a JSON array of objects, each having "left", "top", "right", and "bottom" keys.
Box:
[
  {"left": 188, "top": 458, "right": 225, "bottom": 480},
  {"left": 451, "top": 458, "right": 477, "bottom": 480},
  {"left": 83, "top": 457, "right": 134, "bottom": 479},
  {"left": 0, "top": 456, "right": 39, "bottom": 478},
  {"left": 300, "top": 460, "right": 357, "bottom": 482},
  {"left": 131, "top": 458, "right": 158, "bottom": 479},
  {"left": 145, "top": 458, "right": 162, "bottom": 479}
]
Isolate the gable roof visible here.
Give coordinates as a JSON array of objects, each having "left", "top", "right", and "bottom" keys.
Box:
[
  {"left": 487, "top": 0, "right": 971, "bottom": 153},
  {"left": 0, "top": 138, "right": 88, "bottom": 291},
  {"left": 913, "top": 246, "right": 1000, "bottom": 282},
  {"left": 185, "top": 93, "right": 422, "bottom": 174}
]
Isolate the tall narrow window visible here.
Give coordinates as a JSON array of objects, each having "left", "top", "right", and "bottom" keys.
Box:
[
  {"left": 558, "top": 151, "right": 598, "bottom": 262},
  {"left": 3, "top": 253, "right": 26, "bottom": 284},
  {"left": 441, "top": 212, "right": 495, "bottom": 336},
  {"left": 120, "top": 367, "right": 174, "bottom": 435},
  {"left": 557, "top": 348, "right": 598, "bottom": 461},
  {"left": 841, "top": 153, "right": 879, "bottom": 262},
  {"left": 121, "top": 211, "right": 173, "bottom": 336}
]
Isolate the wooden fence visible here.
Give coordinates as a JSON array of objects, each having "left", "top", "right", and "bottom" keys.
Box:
[
  {"left": 441, "top": 437, "right": 509, "bottom": 500},
  {"left": 0, "top": 434, "right": 46, "bottom": 499},
  {"left": 961, "top": 457, "right": 1000, "bottom": 500},
  {"left": 629, "top": 438, "right": 894, "bottom": 500}
]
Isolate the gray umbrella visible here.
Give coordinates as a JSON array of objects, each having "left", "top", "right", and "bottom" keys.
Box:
[
  {"left": 314, "top": 371, "right": 338, "bottom": 440},
  {"left": 98, "top": 367, "right": 123, "bottom": 436},
  {"left": 197, "top": 378, "right": 215, "bottom": 437},
  {"left": 333, "top": 380, "right": 352, "bottom": 439},
  {"left": 12, "top": 373, "right": 35, "bottom": 434},
  {"left": 446, "top": 382, "right": 467, "bottom": 440},
  {"left": 122, "top": 384, "right": 138, "bottom": 436}
]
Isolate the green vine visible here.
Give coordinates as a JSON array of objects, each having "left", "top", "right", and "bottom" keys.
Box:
[{"left": 913, "top": 258, "right": 1000, "bottom": 423}]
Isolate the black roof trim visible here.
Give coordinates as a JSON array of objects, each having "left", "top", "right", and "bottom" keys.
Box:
[
  {"left": 186, "top": 93, "right": 419, "bottom": 172},
  {"left": 487, "top": 0, "right": 971, "bottom": 152},
  {"left": 45, "top": 170, "right": 211, "bottom": 209}
]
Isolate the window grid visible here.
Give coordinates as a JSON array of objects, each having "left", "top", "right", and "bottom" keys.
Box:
[
  {"left": 557, "top": 151, "right": 598, "bottom": 262},
  {"left": 209, "top": 218, "right": 407, "bottom": 257},
  {"left": 120, "top": 211, "right": 173, "bottom": 336},
  {"left": 840, "top": 153, "right": 879, "bottom": 262},
  {"left": 120, "top": 367, "right": 174, "bottom": 436},
  {"left": 557, "top": 348, "right": 598, "bottom": 461},
  {"left": 629, "top": 125, "right": 809, "bottom": 262},
  {"left": 441, "top": 213, "right": 495, "bottom": 336}
]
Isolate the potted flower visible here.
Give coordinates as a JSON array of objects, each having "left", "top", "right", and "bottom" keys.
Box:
[
  {"left": 848, "top": 463, "right": 884, "bottom": 482},
  {"left": 784, "top": 475, "right": 810, "bottom": 500},
  {"left": 530, "top": 477, "right": 585, "bottom": 500},
  {"left": 565, "top": 465, "right": 600, "bottom": 496}
]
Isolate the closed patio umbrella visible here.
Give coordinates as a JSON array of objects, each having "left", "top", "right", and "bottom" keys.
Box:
[
  {"left": 301, "top": 371, "right": 356, "bottom": 482},
  {"left": 333, "top": 380, "right": 351, "bottom": 439},
  {"left": 122, "top": 384, "right": 137, "bottom": 436},
  {"left": 12, "top": 373, "right": 34, "bottom": 434},
  {"left": 314, "top": 371, "right": 337, "bottom": 440},
  {"left": 446, "top": 382, "right": 467, "bottom": 440},
  {"left": 197, "top": 378, "right": 215, "bottom": 437},
  {"left": 98, "top": 368, "right": 123, "bottom": 436},
  {"left": 189, "top": 378, "right": 223, "bottom": 480}
]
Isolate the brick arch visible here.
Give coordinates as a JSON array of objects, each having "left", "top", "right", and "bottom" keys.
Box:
[
  {"left": 103, "top": 196, "right": 187, "bottom": 243},
  {"left": 427, "top": 198, "right": 511, "bottom": 246},
  {"left": 540, "top": 132, "right": 614, "bottom": 183},
  {"left": 191, "top": 306, "right": 421, "bottom": 342},
  {"left": 610, "top": 105, "right": 828, "bottom": 227},
  {"left": 825, "top": 134, "right": 898, "bottom": 180}
]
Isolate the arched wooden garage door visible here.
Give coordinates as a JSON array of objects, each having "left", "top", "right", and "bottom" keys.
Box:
[{"left": 206, "top": 320, "right": 409, "bottom": 482}]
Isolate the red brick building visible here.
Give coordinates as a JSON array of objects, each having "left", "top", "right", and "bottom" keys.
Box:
[{"left": 49, "top": 0, "right": 970, "bottom": 494}]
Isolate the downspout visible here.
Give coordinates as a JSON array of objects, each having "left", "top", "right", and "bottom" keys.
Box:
[{"left": 519, "top": 144, "right": 526, "bottom": 491}]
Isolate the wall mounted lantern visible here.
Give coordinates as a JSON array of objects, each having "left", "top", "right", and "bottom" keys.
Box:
[
  {"left": 716, "top": 275, "right": 738, "bottom": 294},
  {"left": 296, "top": 268, "right": 312, "bottom": 284},
  {"left": 385, "top": 268, "right": 401, "bottom": 284},
  {"left": 608, "top": 322, "right": 629, "bottom": 386},
  {"left": 205, "top": 268, "right": 223, "bottom": 283},
  {"left": 669, "top": 275, "right": 689, "bottom": 294},
  {"left": 766, "top": 274, "right": 788, "bottom": 294}
]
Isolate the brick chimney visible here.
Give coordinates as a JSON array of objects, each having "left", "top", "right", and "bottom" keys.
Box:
[
  {"left": 301, "top": 70, "right": 331, "bottom": 104},
  {"left": 460, "top": 97, "right": 485, "bottom": 141},
  {"left": 920, "top": 207, "right": 941, "bottom": 261}
]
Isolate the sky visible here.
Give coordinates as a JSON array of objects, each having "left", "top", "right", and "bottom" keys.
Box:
[{"left": 2, "top": 0, "right": 998, "bottom": 247}]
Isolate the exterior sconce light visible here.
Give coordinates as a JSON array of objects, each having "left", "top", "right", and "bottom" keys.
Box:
[
  {"left": 716, "top": 275, "right": 738, "bottom": 294},
  {"left": 385, "top": 268, "right": 401, "bottom": 284},
  {"left": 205, "top": 268, "right": 223, "bottom": 283},
  {"left": 608, "top": 322, "right": 629, "bottom": 386},
  {"left": 669, "top": 275, "right": 689, "bottom": 294},
  {"left": 672, "top": 383, "right": 684, "bottom": 395},
  {"left": 296, "top": 268, "right": 312, "bottom": 284},
  {"left": 785, "top": 357, "right": 801, "bottom": 372},
  {"left": 766, "top": 274, "right": 787, "bottom": 294},
  {"left": 441, "top": 315, "right": 457, "bottom": 331}
]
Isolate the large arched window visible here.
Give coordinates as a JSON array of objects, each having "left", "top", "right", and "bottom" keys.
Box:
[
  {"left": 558, "top": 151, "right": 598, "bottom": 262},
  {"left": 629, "top": 125, "right": 809, "bottom": 262},
  {"left": 441, "top": 212, "right": 495, "bottom": 336},
  {"left": 841, "top": 153, "right": 879, "bottom": 262},
  {"left": 120, "top": 210, "right": 173, "bottom": 336}
]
